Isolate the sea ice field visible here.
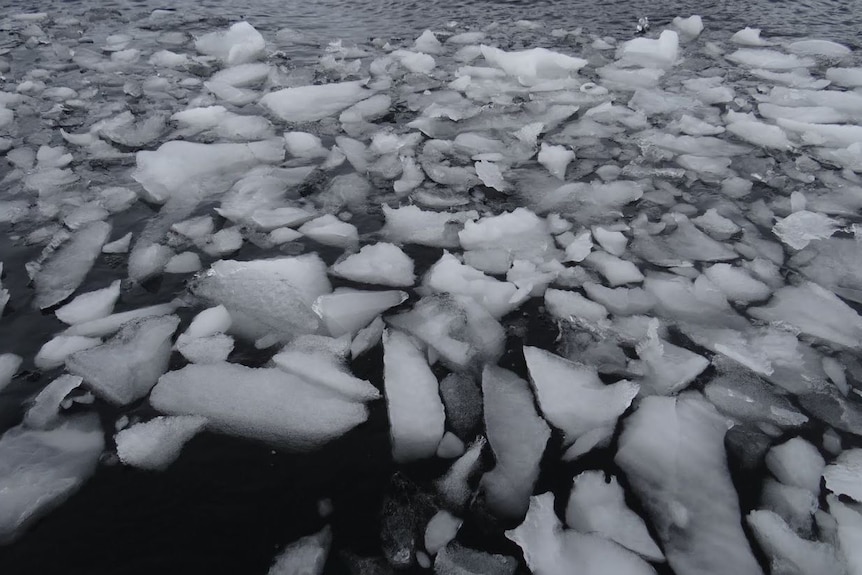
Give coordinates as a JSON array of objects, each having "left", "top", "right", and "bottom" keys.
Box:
[{"left": 1, "top": 4, "right": 862, "bottom": 575}]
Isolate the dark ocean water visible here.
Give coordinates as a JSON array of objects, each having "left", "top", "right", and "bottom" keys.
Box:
[{"left": 0, "top": 1, "right": 860, "bottom": 574}]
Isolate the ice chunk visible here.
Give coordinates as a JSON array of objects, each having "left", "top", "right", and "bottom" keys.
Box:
[
  {"left": 773, "top": 210, "right": 840, "bottom": 250},
  {"left": 261, "top": 81, "right": 372, "bottom": 123},
  {"left": 765, "top": 437, "right": 824, "bottom": 493},
  {"left": 566, "top": 471, "right": 664, "bottom": 561},
  {"left": 0, "top": 354, "right": 22, "bottom": 392},
  {"left": 436, "top": 436, "right": 485, "bottom": 510},
  {"left": 731, "top": 27, "right": 769, "bottom": 46},
  {"left": 584, "top": 251, "right": 644, "bottom": 286},
  {"left": 672, "top": 15, "right": 703, "bottom": 38},
  {"left": 176, "top": 334, "right": 234, "bottom": 364},
  {"left": 268, "top": 527, "right": 331, "bottom": 575},
  {"left": 616, "top": 395, "right": 763, "bottom": 575},
  {"left": 459, "top": 208, "right": 556, "bottom": 261},
  {"left": 383, "top": 329, "right": 446, "bottom": 463},
  {"left": 538, "top": 143, "right": 575, "bottom": 180},
  {"left": 393, "top": 49, "right": 436, "bottom": 74},
  {"left": 474, "top": 160, "right": 506, "bottom": 192},
  {"left": 23, "top": 374, "right": 83, "bottom": 430},
  {"left": 618, "top": 30, "right": 679, "bottom": 68},
  {"left": 298, "top": 215, "right": 358, "bottom": 249},
  {"left": 749, "top": 282, "right": 862, "bottom": 348},
  {"left": 479, "top": 45, "right": 587, "bottom": 83},
  {"left": 827, "top": 67, "right": 862, "bottom": 88},
  {"left": 54, "top": 280, "right": 121, "bottom": 325},
  {"left": 151, "top": 363, "right": 368, "bottom": 450},
  {"left": 748, "top": 510, "right": 844, "bottom": 575},
  {"left": 703, "top": 264, "right": 771, "bottom": 303},
  {"left": 480, "top": 365, "right": 550, "bottom": 521},
  {"left": 165, "top": 252, "right": 202, "bottom": 274},
  {"left": 506, "top": 493, "right": 657, "bottom": 575},
  {"left": 423, "top": 252, "right": 527, "bottom": 319},
  {"left": 703, "top": 364, "right": 808, "bottom": 428},
  {"left": 34, "top": 335, "right": 101, "bottom": 370},
  {"left": 382, "top": 205, "right": 477, "bottom": 248},
  {"left": 62, "top": 302, "right": 180, "bottom": 339},
  {"left": 414, "top": 29, "right": 443, "bottom": 54},
  {"left": 350, "top": 316, "right": 384, "bottom": 359},
  {"left": 128, "top": 242, "right": 173, "bottom": 283},
  {"left": 824, "top": 449, "right": 862, "bottom": 502},
  {"left": 66, "top": 315, "right": 179, "bottom": 405},
  {"left": 115, "top": 415, "right": 207, "bottom": 471},
  {"left": 727, "top": 49, "right": 814, "bottom": 70},
  {"left": 133, "top": 139, "right": 284, "bottom": 203},
  {"left": 564, "top": 231, "right": 593, "bottom": 262},
  {"left": 524, "top": 346, "right": 637, "bottom": 457},
  {"left": 273, "top": 335, "right": 380, "bottom": 401},
  {"left": 434, "top": 543, "right": 516, "bottom": 575},
  {"left": 211, "top": 62, "right": 271, "bottom": 87},
  {"left": 635, "top": 321, "right": 709, "bottom": 395},
  {"left": 425, "top": 510, "right": 462, "bottom": 555},
  {"left": 195, "top": 21, "right": 265, "bottom": 65},
  {"left": 330, "top": 243, "right": 415, "bottom": 287},
  {"left": 726, "top": 112, "right": 793, "bottom": 150},
  {"left": 544, "top": 288, "right": 609, "bottom": 324},
  {"left": 0, "top": 415, "right": 104, "bottom": 544},
  {"left": 787, "top": 39, "right": 851, "bottom": 58},
  {"left": 387, "top": 294, "right": 505, "bottom": 370},
  {"left": 761, "top": 479, "right": 818, "bottom": 536},
  {"left": 33, "top": 222, "right": 111, "bottom": 309},
  {"left": 283, "top": 131, "right": 328, "bottom": 159},
  {"left": 314, "top": 289, "right": 406, "bottom": 337},
  {"left": 190, "top": 256, "right": 331, "bottom": 345}
]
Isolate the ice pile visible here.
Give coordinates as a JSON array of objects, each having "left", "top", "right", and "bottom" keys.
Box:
[{"left": 3, "top": 11, "right": 862, "bottom": 575}]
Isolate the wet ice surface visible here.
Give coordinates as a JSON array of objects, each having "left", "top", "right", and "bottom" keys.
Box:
[{"left": 1, "top": 3, "right": 862, "bottom": 575}]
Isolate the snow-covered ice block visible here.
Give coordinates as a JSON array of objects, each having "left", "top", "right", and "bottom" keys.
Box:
[
  {"left": 479, "top": 45, "right": 587, "bottom": 83},
  {"left": 151, "top": 363, "right": 368, "bottom": 450},
  {"left": 524, "top": 346, "right": 637, "bottom": 456},
  {"left": 194, "top": 21, "right": 265, "bottom": 65},
  {"left": 672, "top": 15, "right": 703, "bottom": 38},
  {"left": 749, "top": 282, "right": 862, "bottom": 349},
  {"left": 703, "top": 264, "right": 771, "bottom": 304},
  {"left": 35, "top": 335, "right": 101, "bottom": 370},
  {"left": 330, "top": 243, "right": 415, "bottom": 287},
  {"left": 506, "top": 492, "right": 657, "bottom": 575},
  {"left": 383, "top": 329, "right": 445, "bottom": 463},
  {"left": 382, "top": 205, "right": 477, "bottom": 249},
  {"left": 616, "top": 395, "right": 763, "bottom": 575},
  {"left": 544, "top": 288, "right": 609, "bottom": 324},
  {"left": 273, "top": 334, "right": 380, "bottom": 401},
  {"left": 392, "top": 49, "right": 436, "bottom": 74},
  {"left": 731, "top": 27, "right": 770, "bottom": 46},
  {"left": 62, "top": 302, "right": 180, "bottom": 339},
  {"left": 387, "top": 294, "right": 505, "bottom": 370},
  {"left": 826, "top": 67, "right": 862, "bottom": 88},
  {"left": 0, "top": 414, "right": 103, "bottom": 544},
  {"left": 423, "top": 252, "right": 528, "bottom": 319},
  {"left": 178, "top": 305, "right": 232, "bottom": 341},
  {"left": 727, "top": 49, "right": 814, "bottom": 70},
  {"left": 23, "top": 374, "right": 83, "bottom": 430},
  {"left": 726, "top": 111, "right": 793, "bottom": 150},
  {"left": 459, "top": 208, "right": 556, "bottom": 261},
  {"left": 268, "top": 526, "right": 331, "bottom": 575},
  {"left": 566, "top": 471, "right": 664, "bottom": 561},
  {"left": 165, "top": 252, "right": 202, "bottom": 274},
  {"left": 261, "top": 81, "right": 372, "bottom": 123},
  {"left": 283, "top": 131, "right": 328, "bottom": 159},
  {"left": 66, "top": 315, "right": 179, "bottom": 405},
  {"left": 115, "top": 415, "right": 207, "bottom": 471},
  {"left": 190, "top": 256, "right": 331, "bottom": 345},
  {"left": 480, "top": 365, "right": 550, "bottom": 521},
  {"left": 765, "top": 437, "right": 824, "bottom": 493},
  {"left": 133, "top": 139, "right": 284, "bottom": 203},
  {"left": 54, "top": 280, "right": 120, "bottom": 325},
  {"left": 538, "top": 143, "right": 575, "bottom": 180},
  {"left": 787, "top": 39, "right": 851, "bottom": 58},
  {"left": 176, "top": 334, "right": 234, "bottom": 364},
  {"left": 618, "top": 30, "right": 679, "bottom": 68},
  {"left": 761, "top": 479, "right": 818, "bottom": 536},
  {"left": 33, "top": 222, "right": 111, "bottom": 309}
]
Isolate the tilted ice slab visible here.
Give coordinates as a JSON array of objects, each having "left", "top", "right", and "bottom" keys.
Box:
[
  {"left": 747, "top": 510, "right": 845, "bottom": 575},
  {"left": 190, "top": 256, "right": 331, "bottom": 345},
  {"left": 382, "top": 205, "right": 478, "bottom": 249},
  {"left": 0, "top": 414, "right": 103, "bottom": 544},
  {"left": 524, "top": 346, "right": 638, "bottom": 458},
  {"left": 133, "top": 139, "right": 284, "bottom": 204},
  {"left": 313, "top": 288, "right": 408, "bottom": 337},
  {"left": 268, "top": 526, "right": 331, "bottom": 575},
  {"left": 382, "top": 329, "right": 445, "bottom": 463},
  {"left": 115, "top": 415, "right": 208, "bottom": 471},
  {"left": 459, "top": 208, "right": 557, "bottom": 261},
  {"left": 479, "top": 45, "right": 587, "bottom": 84},
  {"left": 260, "top": 81, "right": 373, "bottom": 123},
  {"left": 23, "top": 374, "right": 84, "bottom": 430},
  {"left": 772, "top": 210, "right": 840, "bottom": 250},
  {"left": 506, "top": 492, "right": 657, "bottom": 575},
  {"left": 749, "top": 281, "right": 862, "bottom": 348},
  {"left": 33, "top": 221, "right": 111, "bottom": 309},
  {"left": 66, "top": 315, "right": 179, "bottom": 405},
  {"left": 151, "top": 362, "right": 368, "bottom": 450},
  {"left": 480, "top": 365, "right": 550, "bottom": 522},
  {"left": 618, "top": 30, "right": 680, "bottom": 69},
  {"left": 0, "top": 353, "right": 22, "bottom": 393},
  {"left": 55, "top": 280, "right": 121, "bottom": 325},
  {"left": 616, "top": 395, "right": 764, "bottom": 575},
  {"left": 194, "top": 21, "right": 265, "bottom": 65},
  {"left": 565, "top": 471, "right": 664, "bottom": 562},
  {"left": 824, "top": 449, "right": 862, "bottom": 502}
]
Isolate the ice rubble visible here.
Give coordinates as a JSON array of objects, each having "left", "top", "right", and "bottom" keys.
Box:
[{"left": 5, "top": 11, "right": 862, "bottom": 572}]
